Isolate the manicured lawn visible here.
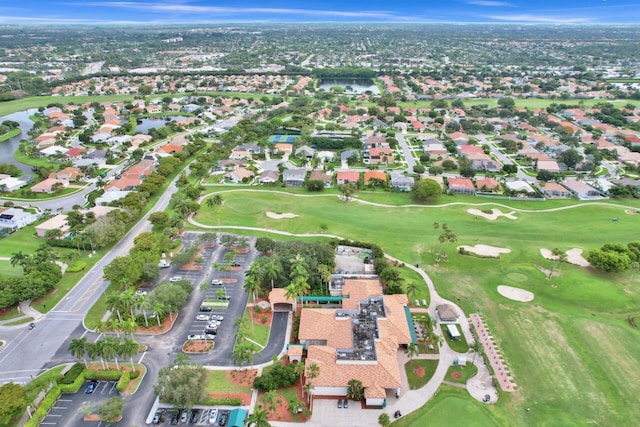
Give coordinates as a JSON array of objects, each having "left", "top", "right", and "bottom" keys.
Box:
[
  {"left": 0, "top": 127, "right": 21, "bottom": 142},
  {"left": 405, "top": 359, "right": 438, "bottom": 390},
  {"left": 204, "top": 370, "right": 252, "bottom": 394},
  {"left": 391, "top": 385, "right": 503, "bottom": 427},
  {"left": 441, "top": 324, "right": 469, "bottom": 353},
  {"left": 242, "top": 309, "right": 271, "bottom": 347},
  {"left": 446, "top": 362, "right": 478, "bottom": 384},
  {"left": 191, "top": 188, "right": 640, "bottom": 426},
  {"left": 0, "top": 260, "right": 22, "bottom": 277}
]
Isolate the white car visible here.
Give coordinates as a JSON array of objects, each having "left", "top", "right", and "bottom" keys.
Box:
[
  {"left": 135, "top": 289, "right": 147, "bottom": 296},
  {"left": 209, "top": 409, "right": 218, "bottom": 425},
  {"left": 211, "top": 279, "right": 223, "bottom": 286},
  {"left": 196, "top": 315, "right": 210, "bottom": 321},
  {"left": 210, "top": 315, "right": 224, "bottom": 321},
  {"left": 187, "top": 334, "right": 202, "bottom": 340},
  {"left": 169, "top": 276, "right": 183, "bottom": 282}
]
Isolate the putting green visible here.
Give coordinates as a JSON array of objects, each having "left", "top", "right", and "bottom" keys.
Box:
[{"left": 506, "top": 272, "right": 528, "bottom": 283}]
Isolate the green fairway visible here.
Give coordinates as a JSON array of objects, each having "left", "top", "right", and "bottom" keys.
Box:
[
  {"left": 191, "top": 189, "right": 640, "bottom": 426},
  {"left": 0, "top": 128, "right": 21, "bottom": 142},
  {"left": 391, "top": 386, "right": 502, "bottom": 427}
]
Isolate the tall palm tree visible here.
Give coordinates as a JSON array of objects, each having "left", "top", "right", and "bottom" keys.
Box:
[
  {"left": 106, "top": 292, "right": 124, "bottom": 322},
  {"left": 317, "top": 265, "right": 332, "bottom": 295},
  {"left": 470, "top": 340, "right": 484, "bottom": 364},
  {"left": 119, "top": 290, "right": 136, "bottom": 319},
  {"left": 404, "top": 343, "right": 420, "bottom": 366},
  {"left": 289, "top": 254, "right": 308, "bottom": 283},
  {"left": 244, "top": 264, "right": 263, "bottom": 305},
  {"left": 120, "top": 338, "right": 139, "bottom": 370},
  {"left": 100, "top": 337, "right": 119, "bottom": 370},
  {"left": 86, "top": 342, "right": 101, "bottom": 369},
  {"left": 10, "top": 251, "right": 30, "bottom": 271},
  {"left": 120, "top": 318, "right": 137, "bottom": 338},
  {"left": 152, "top": 301, "right": 166, "bottom": 326},
  {"left": 284, "top": 283, "right": 301, "bottom": 312},
  {"left": 69, "top": 337, "right": 88, "bottom": 368},
  {"left": 405, "top": 281, "right": 418, "bottom": 302},
  {"left": 247, "top": 408, "right": 271, "bottom": 427},
  {"left": 134, "top": 294, "right": 151, "bottom": 327},
  {"left": 262, "top": 257, "right": 282, "bottom": 290},
  {"left": 107, "top": 318, "right": 122, "bottom": 336},
  {"left": 212, "top": 194, "right": 223, "bottom": 206}
]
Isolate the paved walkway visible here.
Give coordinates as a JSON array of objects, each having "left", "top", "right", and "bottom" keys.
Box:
[
  {"left": 470, "top": 313, "right": 516, "bottom": 392},
  {"left": 0, "top": 300, "right": 43, "bottom": 326}
]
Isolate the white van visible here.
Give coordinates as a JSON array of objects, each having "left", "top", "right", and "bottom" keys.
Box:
[{"left": 158, "top": 260, "right": 170, "bottom": 268}]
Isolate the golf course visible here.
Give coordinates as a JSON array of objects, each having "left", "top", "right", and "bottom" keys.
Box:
[{"left": 191, "top": 188, "right": 640, "bottom": 426}]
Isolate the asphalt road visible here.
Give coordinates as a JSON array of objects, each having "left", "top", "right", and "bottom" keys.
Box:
[{"left": 395, "top": 132, "right": 416, "bottom": 171}]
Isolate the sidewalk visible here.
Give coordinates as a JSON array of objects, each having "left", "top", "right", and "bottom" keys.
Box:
[{"left": 0, "top": 300, "right": 43, "bottom": 326}]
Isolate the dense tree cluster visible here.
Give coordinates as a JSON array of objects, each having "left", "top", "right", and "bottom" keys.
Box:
[{"left": 587, "top": 242, "right": 640, "bottom": 273}]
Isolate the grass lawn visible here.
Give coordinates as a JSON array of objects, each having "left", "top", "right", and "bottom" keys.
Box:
[
  {"left": 204, "top": 370, "right": 252, "bottom": 394},
  {"left": 0, "top": 260, "right": 22, "bottom": 277},
  {"left": 446, "top": 362, "right": 478, "bottom": 384},
  {"left": 0, "top": 127, "right": 21, "bottom": 142},
  {"left": 0, "top": 305, "right": 24, "bottom": 320},
  {"left": 441, "top": 324, "right": 469, "bottom": 353},
  {"left": 405, "top": 359, "right": 438, "bottom": 390},
  {"left": 391, "top": 385, "right": 503, "bottom": 427},
  {"left": 191, "top": 188, "right": 640, "bottom": 426},
  {"left": 242, "top": 309, "right": 271, "bottom": 347}
]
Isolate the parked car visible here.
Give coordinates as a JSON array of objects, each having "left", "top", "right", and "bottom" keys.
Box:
[
  {"left": 208, "top": 409, "right": 218, "bottom": 424},
  {"left": 180, "top": 410, "right": 188, "bottom": 424},
  {"left": 337, "top": 399, "right": 342, "bottom": 408},
  {"left": 152, "top": 413, "right": 161, "bottom": 424},
  {"left": 187, "top": 334, "right": 202, "bottom": 340},
  {"left": 170, "top": 411, "right": 179, "bottom": 425},
  {"left": 204, "top": 334, "right": 216, "bottom": 340},
  {"left": 196, "top": 314, "right": 210, "bottom": 321},
  {"left": 343, "top": 399, "right": 348, "bottom": 408},
  {"left": 199, "top": 306, "right": 213, "bottom": 312},
  {"left": 210, "top": 314, "right": 224, "bottom": 321},
  {"left": 204, "top": 327, "right": 217, "bottom": 335},
  {"left": 217, "top": 295, "right": 231, "bottom": 301},
  {"left": 158, "top": 260, "right": 170, "bottom": 268},
  {"left": 218, "top": 413, "right": 227, "bottom": 426},
  {"left": 85, "top": 380, "right": 98, "bottom": 394},
  {"left": 169, "top": 276, "right": 183, "bottom": 282},
  {"left": 189, "top": 410, "right": 199, "bottom": 424},
  {"left": 211, "top": 279, "right": 223, "bottom": 285}
]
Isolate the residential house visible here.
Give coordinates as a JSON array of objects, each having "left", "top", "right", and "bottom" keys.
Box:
[
  {"left": 308, "top": 170, "right": 332, "bottom": 188},
  {"left": 475, "top": 178, "right": 501, "bottom": 193},
  {"left": 505, "top": 180, "right": 536, "bottom": 195},
  {"left": 0, "top": 175, "right": 29, "bottom": 192},
  {"left": 258, "top": 170, "right": 280, "bottom": 184},
  {"left": 282, "top": 168, "right": 307, "bottom": 187},
  {"left": 562, "top": 179, "right": 603, "bottom": 200},
  {"left": 64, "top": 147, "right": 87, "bottom": 159},
  {"left": 364, "top": 171, "right": 387, "bottom": 185},
  {"left": 367, "top": 147, "right": 394, "bottom": 165},
  {"left": 389, "top": 172, "right": 414, "bottom": 191},
  {"left": 316, "top": 151, "right": 336, "bottom": 162},
  {"left": 536, "top": 160, "right": 561, "bottom": 173},
  {"left": 31, "top": 178, "right": 69, "bottom": 194},
  {"left": 0, "top": 208, "right": 40, "bottom": 232},
  {"left": 225, "top": 167, "right": 254, "bottom": 183},
  {"left": 35, "top": 214, "right": 70, "bottom": 238},
  {"left": 39, "top": 146, "right": 68, "bottom": 157},
  {"left": 537, "top": 182, "right": 571, "bottom": 198},
  {"left": 95, "top": 190, "right": 131, "bottom": 206},
  {"left": 295, "top": 145, "right": 315, "bottom": 160},
  {"left": 50, "top": 167, "right": 84, "bottom": 182},
  {"left": 447, "top": 177, "right": 475, "bottom": 195},
  {"left": 156, "top": 143, "right": 183, "bottom": 155},
  {"left": 104, "top": 177, "right": 141, "bottom": 192},
  {"left": 336, "top": 171, "right": 360, "bottom": 185},
  {"left": 123, "top": 159, "right": 155, "bottom": 180},
  {"left": 296, "top": 279, "right": 412, "bottom": 407}
]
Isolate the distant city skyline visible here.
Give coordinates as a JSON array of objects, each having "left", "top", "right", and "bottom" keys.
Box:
[{"left": 2, "top": 1, "right": 640, "bottom": 24}]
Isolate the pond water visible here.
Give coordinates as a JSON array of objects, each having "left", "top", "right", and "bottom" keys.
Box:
[
  {"left": 0, "top": 109, "right": 37, "bottom": 175},
  {"left": 135, "top": 117, "right": 173, "bottom": 134},
  {"left": 317, "top": 79, "right": 380, "bottom": 95}
]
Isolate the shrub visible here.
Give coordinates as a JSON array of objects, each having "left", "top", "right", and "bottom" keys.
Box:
[
  {"left": 58, "top": 363, "right": 84, "bottom": 384},
  {"left": 129, "top": 369, "right": 140, "bottom": 379},
  {"left": 116, "top": 372, "right": 130, "bottom": 393},
  {"left": 25, "top": 386, "right": 61, "bottom": 427},
  {"left": 58, "top": 370, "right": 86, "bottom": 394},
  {"left": 84, "top": 370, "right": 123, "bottom": 381},
  {"left": 66, "top": 261, "right": 87, "bottom": 273},
  {"left": 253, "top": 363, "right": 299, "bottom": 391},
  {"left": 201, "top": 397, "right": 243, "bottom": 406}
]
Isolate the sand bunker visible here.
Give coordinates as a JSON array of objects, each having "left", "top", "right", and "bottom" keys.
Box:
[
  {"left": 625, "top": 209, "right": 640, "bottom": 215},
  {"left": 467, "top": 208, "right": 518, "bottom": 221},
  {"left": 540, "top": 248, "right": 590, "bottom": 267},
  {"left": 498, "top": 285, "right": 534, "bottom": 302},
  {"left": 266, "top": 211, "right": 298, "bottom": 219},
  {"left": 459, "top": 244, "right": 511, "bottom": 258}
]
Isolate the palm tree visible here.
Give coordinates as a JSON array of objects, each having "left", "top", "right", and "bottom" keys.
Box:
[
  {"left": 106, "top": 292, "right": 123, "bottom": 322},
  {"left": 107, "top": 318, "right": 122, "bottom": 336},
  {"left": 405, "top": 281, "right": 418, "bottom": 302},
  {"left": 244, "top": 264, "right": 263, "bottom": 305},
  {"left": 120, "top": 338, "right": 139, "bottom": 370},
  {"left": 212, "top": 194, "right": 223, "bottom": 206},
  {"left": 69, "top": 337, "right": 89, "bottom": 368},
  {"left": 289, "top": 254, "right": 308, "bottom": 283},
  {"left": 120, "top": 318, "right": 137, "bottom": 338},
  {"left": 100, "top": 337, "right": 119, "bottom": 370},
  {"left": 119, "top": 290, "right": 136, "bottom": 319},
  {"left": 247, "top": 409, "right": 271, "bottom": 427},
  {"left": 86, "top": 342, "right": 101, "bottom": 369},
  {"left": 262, "top": 257, "right": 283, "bottom": 290},
  {"left": 317, "top": 265, "right": 332, "bottom": 295},
  {"left": 152, "top": 301, "right": 166, "bottom": 326},
  {"left": 470, "top": 340, "right": 484, "bottom": 364},
  {"left": 431, "top": 222, "right": 440, "bottom": 253},
  {"left": 346, "top": 379, "right": 365, "bottom": 401},
  {"left": 261, "top": 390, "right": 278, "bottom": 411},
  {"left": 10, "top": 251, "right": 30, "bottom": 271},
  {"left": 405, "top": 343, "right": 420, "bottom": 366},
  {"left": 305, "top": 362, "right": 320, "bottom": 403},
  {"left": 135, "top": 294, "right": 151, "bottom": 327}
]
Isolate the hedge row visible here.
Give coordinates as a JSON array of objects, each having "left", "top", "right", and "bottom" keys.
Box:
[
  {"left": 58, "top": 371, "right": 86, "bottom": 394},
  {"left": 200, "top": 397, "right": 243, "bottom": 406},
  {"left": 58, "top": 363, "right": 84, "bottom": 384},
  {"left": 24, "top": 385, "right": 61, "bottom": 427},
  {"left": 65, "top": 261, "right": 87, "bottom": 273},
  {"left": 84, "top": 370, "right": 123, "bottom": 381},
  {"left": 116, "top": 372, "right": 130, "bottom": 393}
]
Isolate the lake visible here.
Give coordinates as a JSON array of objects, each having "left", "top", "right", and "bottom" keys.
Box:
[
  {"left": 317, "top": 79, "right": 380, "bottom": 95},
  {"left": 135, "top": 117, "right": 173, "bottom": 134},
  {"left": 0, "top": 109, "right": 37, "bottom": 175}
]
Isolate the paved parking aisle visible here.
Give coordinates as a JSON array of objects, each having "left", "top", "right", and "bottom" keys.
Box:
[{"left": 40, "top": 381, "right": 121, "bottom": 427}]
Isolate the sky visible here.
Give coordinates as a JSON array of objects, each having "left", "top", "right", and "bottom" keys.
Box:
[{"left": 2, "top": 0, "right": 640, "bottom": 25}]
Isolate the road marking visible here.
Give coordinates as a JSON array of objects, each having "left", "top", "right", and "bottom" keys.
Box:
[
  {"left": 67, "top": 276, "right": 105, "bottom": 313},
  {"left": 138, "top": 351, "right": 147, "bottom": 364}
]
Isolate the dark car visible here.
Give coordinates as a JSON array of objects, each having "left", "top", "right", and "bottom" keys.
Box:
[
  {"left": 218, "top": 413, "right": 227, "bottom": 426},
  {"left": 189, "top": 410, "right": 199, "bottom": 424},
  {"left": 170, "top": 411, "right": 179, "bottom": 425},
  {"left": 483, "top": 394, "right": 491, "bottom": 403},
  {"left": 217, "top": 295, "right": 231, "bottom": 301},
  {"left": 199, "top": 306, "right": 213, "bottom": 312},
  {"left": 152, "top": 413, "right": 161, "bottom": 424},
  {"left": 337, "top": 399, "right": 342, "bottom": 409},
  {"left": 85, "top": 380, "right": 98, "bottom": 394},
  {"left": 28, "top": 322, "right": 35, "bottom": 330},
  {"left": 343, "top": 399, "right": 348, "bottom": 408}
]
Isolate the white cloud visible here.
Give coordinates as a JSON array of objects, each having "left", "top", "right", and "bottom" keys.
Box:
[
  {"left": 485, "top": 14, "right": 594, "bottom": 23},
  {"left": 79, "top": 2, "right": 398, "bottom": 19},
  {"left": 466, "top": 1, "right": 513, "bottom": 6}
]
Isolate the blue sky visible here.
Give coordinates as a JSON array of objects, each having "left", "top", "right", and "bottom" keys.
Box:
[{"left": 2, "top": 1, "right": 640, "bottom": 24}]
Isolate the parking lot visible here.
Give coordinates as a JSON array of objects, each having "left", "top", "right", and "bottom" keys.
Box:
[
  {"left": 41, "top": 381, "right": 120, "bottom": 427},
  {"left": 154, "top": 407, "right": 230, "bottom": 426}
]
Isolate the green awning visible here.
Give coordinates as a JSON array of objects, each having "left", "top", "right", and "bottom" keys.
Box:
[
  {"left": 227, "top": 409, "right": 247, "bottom": 427},
  {"left": 404, "top": 306, "right": 419, "bottom": 345}
]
